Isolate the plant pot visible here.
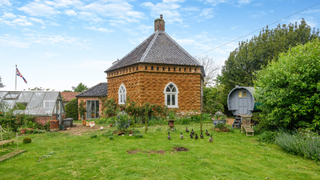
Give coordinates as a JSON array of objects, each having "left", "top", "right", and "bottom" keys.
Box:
[
  {"left": 19, "top": 129, "right": 26, "bottom": 134},
  {"left": 213, "top": 119, "right": 226, "bottom": 125},
  {"left": 214, "top": 128, "right": 220, "bottom": 132},
  {"left": 168, "top": 119, "right": 175, "bottom": 128}
]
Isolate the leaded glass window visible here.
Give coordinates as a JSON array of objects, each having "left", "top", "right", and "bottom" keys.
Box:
[
  {"left": 164, "top": 83, "right": 179, "bottom": 108},
  {"left": 118, "top": 84, "right": 126, "bottom": 104}
]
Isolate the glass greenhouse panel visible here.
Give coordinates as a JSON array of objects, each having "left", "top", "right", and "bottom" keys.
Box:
[
  {"left": 4, "top": 92, "right": 20, "bottom": 99},
  {"left": 25, "top": 92, "right": 46, "bottom": 115},
  {"left": 2, "top": 99, "right": 16, "bottom": 110},
  {"left": 0, "top": 91, "right": 7, "bottom": 100},
  {"left": 38, "top": 92, "right": 58, "bottom": 115}
]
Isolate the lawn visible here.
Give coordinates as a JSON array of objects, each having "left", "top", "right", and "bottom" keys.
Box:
[{"left": 0, "top": 124, "right": 319, "bottom": 180}]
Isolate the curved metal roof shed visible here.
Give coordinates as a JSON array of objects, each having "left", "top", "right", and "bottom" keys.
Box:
[{"left": 227, "top": 86, "right": 255, "bottom": 116}]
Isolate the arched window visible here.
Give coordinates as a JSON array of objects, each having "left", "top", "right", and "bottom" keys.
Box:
[
  {"left": 164, "top": 82, "right": 179, "bottom": 108},
  {"left": 118, "top": 84, "right": 126, "bottom": 104}
]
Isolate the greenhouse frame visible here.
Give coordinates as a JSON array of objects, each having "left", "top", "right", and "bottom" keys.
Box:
[{"left": 0, "top": 91, "right": 65, "bottom": 124}]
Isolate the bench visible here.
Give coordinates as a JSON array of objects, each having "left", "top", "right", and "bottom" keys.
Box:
[{"left": 0, "top": 139, "right": 15, "bottom": 146}]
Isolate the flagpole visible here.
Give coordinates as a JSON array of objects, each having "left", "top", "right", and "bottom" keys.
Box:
[{"left": 15, "top": 65, "right": 17, "bottom": 90}]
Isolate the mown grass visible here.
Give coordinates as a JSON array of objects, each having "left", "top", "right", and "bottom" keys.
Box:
[{"left": 0, "top": 124, "right": 319, "bottom": 180}]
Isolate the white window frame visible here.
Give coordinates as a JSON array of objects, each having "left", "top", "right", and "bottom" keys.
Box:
[
  {"left": 163, "top": 82, "right": 179, "bottom": 108},
  {"left": 118, "top": 84, "right": 126, "bottom": 105},
  {"left": 43, "top": 100, "right": 55, "bottom": 113}
]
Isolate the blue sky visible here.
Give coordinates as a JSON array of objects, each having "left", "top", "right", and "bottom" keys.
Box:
[{"left": 0, "top": 0, "right": 319, "bottom": 91}]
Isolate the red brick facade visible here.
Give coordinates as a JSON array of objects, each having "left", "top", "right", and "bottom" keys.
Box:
[
  {"left": 107, "top": 63, "right": 203, "bottom": 113},
  {"left": 77, "top": 97, "right": 104, "bottom": 120},
  {"left": 35, "top": 114, "right": 65, "bottom": 126}
]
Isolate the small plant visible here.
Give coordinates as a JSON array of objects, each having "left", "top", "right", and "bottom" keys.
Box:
[
  {"left": 109, "top": 136, "right": 114, "bottom": 140},
  {"left": 23, "top": 137, "right": 32, "bottom": 143},
  {"left": 258, "top": 131, "right": 277, "bottom": 143},
  {"left": 214, "top": 113, "right": 220, "bottom": 120},
  {"left": 90, "top": 134, "right": 98, "bottom": 138},
  {"left": 168, "top": 110, "right": 175, "bottom": 119},
  {"left": 133, "top": 129, "right": 143, "bottom": 138},
  {"left": 215, "top": 123, "right": 225, "bottom": 129},
  {"left": 44, "top": 121, "right": 50, "bottom": 131}
]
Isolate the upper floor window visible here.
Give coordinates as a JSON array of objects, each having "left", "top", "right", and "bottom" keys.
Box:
[
  {"left": 164, "top": 82, "right": 179, "bottom": 108},
  {"left": 118, "top": 84, "right": 126, "bottom": 104}
]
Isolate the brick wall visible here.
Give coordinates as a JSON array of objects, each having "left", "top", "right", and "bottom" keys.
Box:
[
  {"left": 35, "top": 114, "right": 66, "bottom": 126},
  {"left": 77, "top": 97, "right": 104, "bottom": 120},
  {"left": 107, "top": 64, "right": 202, "bottom": 113}
]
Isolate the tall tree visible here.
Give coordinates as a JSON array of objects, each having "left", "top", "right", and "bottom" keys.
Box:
[
  {"left": 72, "top": 83, "right": 88, "bottom": 92},
  {"left": 197, "top": 56, "right": 220, "bottom": 87},
  {"left": 220, "top": 18, "right": 319, "bottom": 93}
]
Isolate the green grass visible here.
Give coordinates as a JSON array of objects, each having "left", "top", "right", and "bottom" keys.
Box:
[{"left": 0, "top": 124, "right": 319, "bottom": 180}]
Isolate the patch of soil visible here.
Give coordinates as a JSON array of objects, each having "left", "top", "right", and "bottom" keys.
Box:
[
  {"left": 127, "top": 149, "right": 141, "bottom": 154},
  {"left": 173, "top": 146, "right": 189, "bottom": 152},
  {"left": 59, "top": 123, "right": 102, "bottom": 136},
  {"left": 214, "top": 128, "right": 220, "bottom": 132},
  {"left": 149, "top": 150, "right": 166, "bottom": 155},
  {"left": 221, "top": 127, "right": 230, "bottom": 132}
]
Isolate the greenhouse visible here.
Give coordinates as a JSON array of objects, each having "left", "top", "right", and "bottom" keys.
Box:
[{"left": 0, "top": 91, "right": 65, "bottom": 118}]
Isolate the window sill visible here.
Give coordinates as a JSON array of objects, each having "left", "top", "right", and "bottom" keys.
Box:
[
  {"left": 118, "top": 102, "right": 125, "bottom": 105},
  {"left": 167, "top": 106, "right": 179, "bottom": 109}
]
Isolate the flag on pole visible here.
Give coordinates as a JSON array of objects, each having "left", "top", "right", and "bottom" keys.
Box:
[{"left": 16, "top": 68, "right": 27, "bottom": 84}]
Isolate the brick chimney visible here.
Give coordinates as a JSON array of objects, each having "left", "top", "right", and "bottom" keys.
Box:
[{"left": 154, "top": 14, "right": 165, "bottom": 31}]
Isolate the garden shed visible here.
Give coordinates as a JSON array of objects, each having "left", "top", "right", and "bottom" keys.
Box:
[
  {"left": 0, "top": 91, "right": 65, "bottom": 125},
  {"left": 227, "top": 86, "right": 255, "bottom": 115}
]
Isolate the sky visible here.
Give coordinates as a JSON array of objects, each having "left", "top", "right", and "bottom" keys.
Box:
[{"left": 0, "top": 0, "right": 320, "bottom": 91}]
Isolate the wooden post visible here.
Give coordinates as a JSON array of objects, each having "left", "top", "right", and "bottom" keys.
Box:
[
  {"left": 1, "top": 129, "right": 3, "bottom": 151},
  {"left": 17, "top": 133, "right": 18, "bottom": 150},
  {"left": 200, "top": 112, "right": 203, "bottom": 134}
]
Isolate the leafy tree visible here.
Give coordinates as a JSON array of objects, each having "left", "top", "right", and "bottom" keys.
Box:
[
  {"left": 65, "top": 98, "right": 78, "bottom": 120},
  {"left": 254, "top": 38, "right": 320, "bottom": 131},
  {"left": 72, "top": 83, "right": 88, "bottom": 92},
  {"left": 78, "top": 100, "right": 86, "bottom": 120},
  {"left": 220, "top": 18, "right": 319, "bottom": 95},
  {"left": 63, "top": 90, "right": 72, "bottom": 92}
]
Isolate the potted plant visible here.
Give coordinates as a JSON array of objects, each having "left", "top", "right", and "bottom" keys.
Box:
[
  {"left": 168, "top": 110, "right": 175, "bottom": 129},
  {"left": 19, "top": 126, "right": 27, "bottom": 134},
  {"left": 26, "top": 121, "right": 34, "bottom": 132}
]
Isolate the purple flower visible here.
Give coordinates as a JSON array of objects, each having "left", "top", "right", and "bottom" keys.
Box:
[{"left": 118, "top": 116, "right": 120, "bottom": 119}]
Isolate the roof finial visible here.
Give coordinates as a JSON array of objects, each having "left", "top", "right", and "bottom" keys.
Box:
[{"left": 160, "top": 14, "right": 163, "bottom": 19}]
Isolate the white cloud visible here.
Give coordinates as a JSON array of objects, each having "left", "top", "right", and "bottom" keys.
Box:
[
  {"left": 42, "top": 52, "right": 59, "bottom": 58},
  {"left": 78, "top": 12, "right": 103, "bottom": 22},
  {"left": 84, "top": 26, "right": 113, "bottom": 33},
  {"left": 2, "top": 12, "right": 16, "bottom": 19},
  {"left": 19, "top": 2, "right": 60, "bottom": 16},
  {"left": 65, "top": 9, "right": 77, "bottom": 16},
  {"left": 238, "top": 0, "right": 251, "bottom": 4},
  {"left": 0, "top": 0, "right": 11, "bottom": 6},
  {"left": 176, "top": 38, "right": 195, "bottom": 45},
  {"left": 12, "top": 18, "right": 33, "bottom": 26},
  {"left": 46, "top": 0, "right": 83, "bottom": 9},
  {"left": 141, "top": 1, "right": 182, "bottom": 24},
  {"left": 250, "top": 11, "right": 266, "bottom": 19},
  {"left": 199, "top": 8, "right": 214, "bottom": 19},
  {"left": 0, "top": 35, "right": 30, "bottom": 48},
  {"left": 29, "top": 17, "right": 45, "bottom": 24}
]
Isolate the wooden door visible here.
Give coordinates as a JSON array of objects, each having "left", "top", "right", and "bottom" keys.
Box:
[{"left": 239, "top": 90, "right": 247, "bottom": 114}]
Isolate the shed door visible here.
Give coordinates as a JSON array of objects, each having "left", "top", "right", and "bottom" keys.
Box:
[{"left": 238, "top": 91, "right": 247, "bottom": 114}]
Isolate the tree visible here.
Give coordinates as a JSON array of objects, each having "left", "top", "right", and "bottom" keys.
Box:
[
  {"left": 72, "top": 83, "right": 88, "bottom": 92},
  {"left": 65, "top": 98, "right": 78, "bottom": 120},
  {"left": 254, "top": 38, "right": 320, "bottom": 131},
  {"left": 220, "top": 19, "right": 319, "bottom": 93},
  {"left": 63, "top": 90, "right": 72, "bottom": 92},
  {"left": 197, "top": 56, "right": 220, "bottom": 87}
]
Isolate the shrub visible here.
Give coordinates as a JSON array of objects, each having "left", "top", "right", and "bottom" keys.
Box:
[
  {"left": 44, "top": 121, "right": 50, "bottom": 131},
  {"left": 257, "top": 131, "right": 277, "bottom": 143},
  {"left": 23, "top": 137, "right": 32, "bottom": 143},
  {"left": 78, "top": 100, "right": 86, "bottom": 120},
  {"left": 215, "top": 123, "right": 225, "bottom": 129},
  {"left": 254, "top": 38, "right": 320, "bottom": 131},
  {"left": 133, "top": 129, "right": 143, "bottom": 138},
  {"left": 101, "top": 98, "right": 118, "bottom": 117},
  {"left": 65, "top": 98, "right": 78, "bottom": 120},
  {"left": 275, "top": 130, "right": 320, "bottom": 161}
]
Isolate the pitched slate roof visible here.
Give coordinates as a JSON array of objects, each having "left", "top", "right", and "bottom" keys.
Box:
[
  {"left": 76, "top": 83, "right": 108, "bottom": 97},
  {"left": 104, "top": 30, "right": 202, "bottom": 73}
]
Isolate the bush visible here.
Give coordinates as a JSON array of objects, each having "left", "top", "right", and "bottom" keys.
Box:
[
  {"left": 23, "top": 137, "right": 32, "bottom": 143},
  {"left": 275, "top": 130, "right": 320, "bottom": 161},
  {"left": 65, "top": 98, "right": 78, "bottom": 120},
  {"left": 101, "top": 98, "right": 117, "bottom": 117},
  {"left": 254, "top": 38, "right": 320, "bottom": 131},
  {"left": 257, "top": 131, "right": 277, "bottom": 143},
  {"left": 215, "top": 123, "right": 225, "bottom": 129}
]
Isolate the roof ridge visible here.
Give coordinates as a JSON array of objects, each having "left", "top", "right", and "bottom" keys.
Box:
[
  {"left": 105, "top": 32, "right": 156, "bottom": 72},
  {"left": 139, "top": 30, "right": 159, "bottom": 63},
  {"left": 76, "top": 82, "right": 106, "bottom": 97},
  {"left": 162, "top": 31, "right": 201, "bottom": 66}
]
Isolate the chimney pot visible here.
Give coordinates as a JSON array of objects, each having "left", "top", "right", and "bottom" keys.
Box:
[{"left": 154, "top": 14, "right": 165, "bottom": 31}]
